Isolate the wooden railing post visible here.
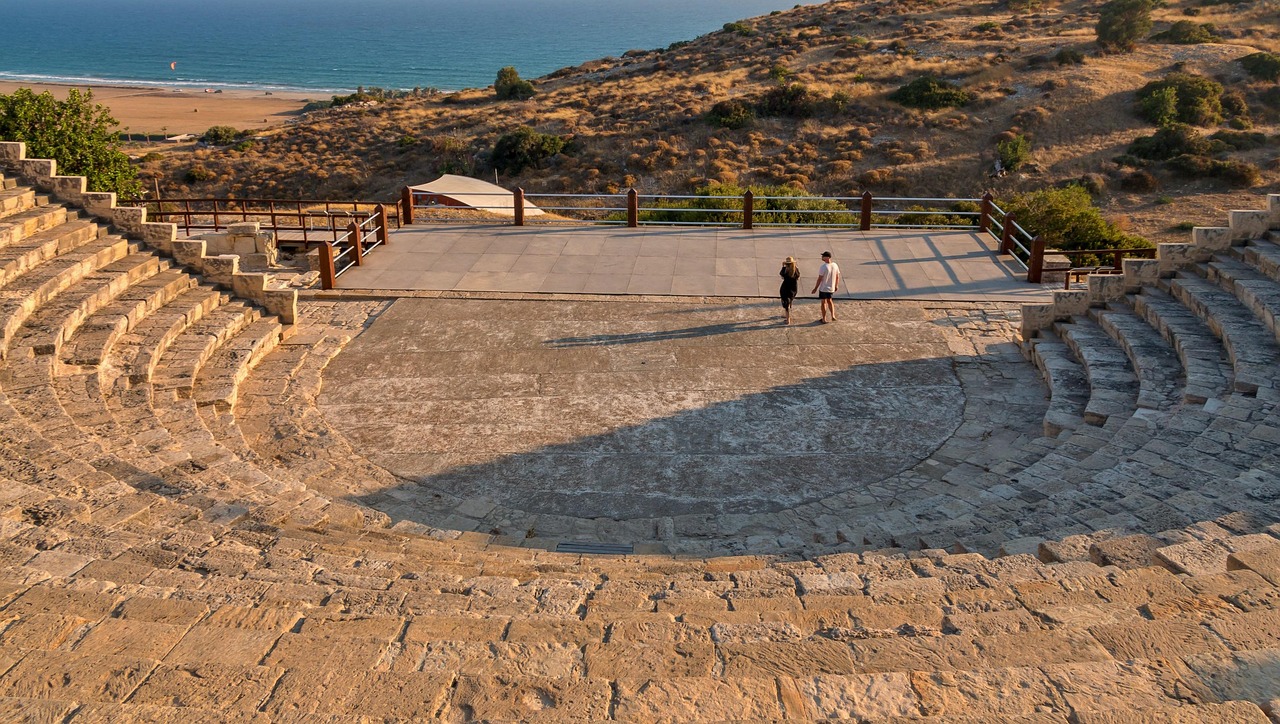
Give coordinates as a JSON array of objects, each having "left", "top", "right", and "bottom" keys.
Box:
[
  {"left": 376, "top": 204, "right": 388, "bottom": 246},
  {"left": 513, "top": 188, "right": 525, "bottom": 226},
  {"left": 319, "top": 242, "right": 336, "bottom": 290},
  {"left": 979, "top": 192, "right": 993, "bottom": 233},
  {"left": 1112, "top": 251, "right": 1122, "bottom": 271},
  {"left": 401, "top": 187, "right": 414, "bottom": 225},
  {"left": 860, "top": 191, "right": 873, "bottom": 231},
  {"left": 1000, "top": 212, "right": 1016, "bottom": 255},
  {"left": 1027, "top": 235, "right": 1046, "bottom": 283},
  {"left": 349, "top": 221, "right": 363, "bottom": 266},
  {"left": 742, "top": 190, "right": 754, "bottom": 230},
  {"left": 626, "top": 188, "right": 639, "bottom": 228}
]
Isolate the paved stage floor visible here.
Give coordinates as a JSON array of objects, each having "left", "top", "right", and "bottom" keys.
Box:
[{"left": 333, "top": 224, "right": 1054, "bottom": 302}]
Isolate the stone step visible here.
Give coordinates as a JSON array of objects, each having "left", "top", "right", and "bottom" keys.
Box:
[
  {"left": 1091, "top": 304, "right": 1186, "bottom": 410},
  {"left": 109, "top": 285, "right": 230, "bottom": 387},
  {"left": 1208, "top": 256, "right": 1280, "bottom": 346},
  {"left": 59, "top": 269, "right": 198, "bottom": 368},
  {"left": 1166, "top": 274, "right": 1280, "bottom": 394},
  {"left": 149, "top": 303, "right": 260, "bottom": 397},
  {"left": 0, "top": 236, "right": 135, "bottom": 360},
  {"left": 1055, "top": 318, "right": 1140, "bottom": 426},
  {"left": 1132, "top": 288, "right": 1233, "bottom": 403},
  {"left": 7, "top": 252, "right": 168, "bottom": 361},
  {"left": 1027, "top": 332, "right": 1089, "bottom": 437},
  {"left": 0, "top": 186, "right": 36, "bottom": 220},
  {"left": 0, "top": 219, "right": 102, "bottom": 290},
  {"left": 0, "top": 202, "right": 68, "bottom": 250},
  {"left": 191, "top": 319, "right": 284, "bottom": 413},
  {"left": 1240, "top": 237, "right": 1280, "bottom": 285}
]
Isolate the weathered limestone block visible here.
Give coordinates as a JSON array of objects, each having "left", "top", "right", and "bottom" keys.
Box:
[
  {"left": 1042, "top": 253, "right": 1071, "bottom": 285},
  {"left": 1268, "top": 193, "right": 1280, "bottom": 226},
  {"left": 1193, "top": 226, "right": 1233, "bottom": 253},
  {"left": 1020, "top": 303, "right": 1055, "bottom": 337},
  {"left": 232, "top": 272, "right": 267, "bottom": 302},
  {"left": 0, "top": 140, "right": 24, "bottom": 162},
  {"left": 171, "top": 240, "right": 208, "bottom": 268},
  {"left": 1229, "top": 210, "right": 1271, "bottom": 241},
  {"left": 1158, "top": 243, "right": 1198, "bottom": 273},
  {"left": 263, "top": 288, "right": 297, "bottom": 324},
  {"left": 141, "top": 222, "right": 176, "bottom": 252},
  {"left": 1089, "top": 273, "right": 1126, "bottom": 305},
  {"left": 1123, "top": 258, "right": 1160, "bottom": 291},
  {"left": 81, "top": 191, "right": 117, "bottom": 217},
  {"left": 201, "top": 256, "right": 240, "bottom": 286},
  {"left": 1054, "top": 289, "right": 1090, "bottom": 317},
  {"left": 16, "top": 158, "right": 54, "bottom": 182}
]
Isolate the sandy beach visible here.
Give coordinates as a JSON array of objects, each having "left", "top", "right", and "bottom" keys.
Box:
[{"left": 0, "top": 81, "right": 316, "bottom": 136}]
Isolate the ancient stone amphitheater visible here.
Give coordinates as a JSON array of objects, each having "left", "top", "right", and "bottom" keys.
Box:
[{"left": 0, "top": 140, "right": 1278, "bottom": 721}]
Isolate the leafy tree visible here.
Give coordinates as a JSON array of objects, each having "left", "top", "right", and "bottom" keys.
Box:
[
  {"left": 888, "top": 76, "right": 972, "bottom": 110},
  {"left": 494, "top": 67, "right": 535, "bottom": 101},
  {"left": 490, "top": 127, "right": 565, "bottom": 173},
  {"left": 1095, "top": 0, "right": 1153, "bottom": 53},
  {"left": 1002, "top": 185, "right": 1150, "bottom": 258},
  {"left": 0, "top": 87, "right": 142, "bottom": 199}
]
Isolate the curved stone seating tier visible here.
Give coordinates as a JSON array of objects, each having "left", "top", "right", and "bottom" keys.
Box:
[{"left": 0, "top": 141, "right": 1279, "bottom": 718}]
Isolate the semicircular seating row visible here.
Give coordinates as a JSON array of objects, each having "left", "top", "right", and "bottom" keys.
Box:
[{"left": 0, "top": 141, "right": 1277, "bottom": 720}]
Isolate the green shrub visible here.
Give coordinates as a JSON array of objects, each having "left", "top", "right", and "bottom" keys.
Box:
[
  {"left": 1221, "top": 90, "right": 1249, "bottom": 121},
  {"left": 756, "top": 84, "right": 820, "bottom": 118},
  {"left": 301, "top": 99, "right": 333, "bottom": 113},
  {"left": 723, "top": 21, "right": 756, "bottom": 37},
  {"left": 1151, "top": 20, "right": 1220, "bottom": 44},
  {"left": 888, "top": 76, "right": 973, "bottom": 110},
  {"left": 184, "top": 165, "right": 216, "bottom": 183},
  {"left": 1120, "top": 169, "right": 1160, "bottom": 191},
  {"left": 1138, "top": 86, "right": 1179, "bottom": 127},
  {"left": 1096, "top": 0, "right": 1154, "bottom": 53},
  {"left": 0, "top": 87, "right": 142, "bottom": 199},
  {"left": 1239, "top": 52, "right": 1280, "bottom": 82},
  {"left": 201, "top": 125, "right": 242, "bottom": 145},
  {"left": 1001, "top": 185, "right": 1151, "bottom": 257},
  {"left": 1209, "top": 129, "right": 1267, "bottom": 150},
  {"left": 490, "top": 127, "right": 565, "bottom": 173},
  {"left": 997, "top": 134, "right": 1031, "bottom": 171},
  {"left": 974, "top": 21, "right": 1001, "bottom": 32},
  {"left": 706, "top": 99, "right": 755, "bottom": 129},
  {"left": 494, "top": 67, "right": 536, "bottom": 101},
  {"left": 1054, "top": 48, "right": 1086, "bottom": 65},
  {"left": 1135, "top": 73, "right": 1224, "bottom": 126},
  {"left": 1127, "top": 124, "right": 1216, "bottom": 160},
  {"left": 231, "top": 140, "right": 255, "bottom": 153},
  {"left": 1166, "top": 154, "right": 1263, "bottom": 186},
  {"left": 767, "top": 64, "right": 793, "bottom": 83}
]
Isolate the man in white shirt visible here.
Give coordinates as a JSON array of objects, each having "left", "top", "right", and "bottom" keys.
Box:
[{"left": 811, "top": 251, "right": 841, "bottom": 323}]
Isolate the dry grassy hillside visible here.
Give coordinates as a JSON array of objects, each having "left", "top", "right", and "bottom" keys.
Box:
[{"left": 139, "top": 0, "right": 1280, "bottom": 243}]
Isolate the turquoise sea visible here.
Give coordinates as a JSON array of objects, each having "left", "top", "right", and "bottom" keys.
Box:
[{"left": 2, "top": 0, "right": 819, "bottom": 93}]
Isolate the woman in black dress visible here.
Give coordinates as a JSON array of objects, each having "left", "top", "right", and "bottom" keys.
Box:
[{"left": 779, "top": 256, "right": 800, "bottom": 324}]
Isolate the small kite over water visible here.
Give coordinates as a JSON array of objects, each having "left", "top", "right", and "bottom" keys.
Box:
[{"left": 169, "top": 61, "right": 177, "bottom": 70}]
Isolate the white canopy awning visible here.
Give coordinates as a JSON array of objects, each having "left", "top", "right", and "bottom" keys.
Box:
[{"left": 408, "top": 174, "right": 544, "bottom": 217}]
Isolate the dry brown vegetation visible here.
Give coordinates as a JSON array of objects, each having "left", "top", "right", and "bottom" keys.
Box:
[{"left": 136, "top": 0, "right": 1279, "bottom": 244}]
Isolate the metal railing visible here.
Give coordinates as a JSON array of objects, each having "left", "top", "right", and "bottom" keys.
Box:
[{"left": 136, "top": 198, "right": 401, "bottom": 244}]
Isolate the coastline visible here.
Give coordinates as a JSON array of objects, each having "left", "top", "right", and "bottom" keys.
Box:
[{"left": 0, "top": 80, "right": 317, "bottom": 136}]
